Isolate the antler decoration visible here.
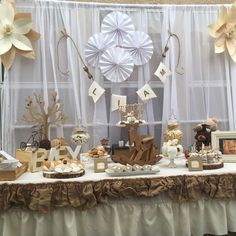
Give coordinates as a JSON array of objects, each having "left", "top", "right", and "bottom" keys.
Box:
[
  {"left": 57, "top": 28, "right": 93, "bottom": 80},
  {"left": 23, "top": 92, "right": 66, "bottom": 140},
  {"left": 0, "top": 0, "right": 40, "bottom": 69}
]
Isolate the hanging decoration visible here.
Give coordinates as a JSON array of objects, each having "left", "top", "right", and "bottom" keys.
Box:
[
  {"left": 122, "top": 31, "right": 154, "bottom": 66},
  {"left": 111, "top": 94, "right": 127, "bottom": 111},
  {"left": 56, "top": 10, "right": 156, "bottom": 104},
  {"left": 101, "top": 11, "right": 135, "bottom": 45},
  {"left": 0, "top": 0, "right": 40, "bottom": 69},
  {"left": 84, "top": 11, "right": 155, "bottom": 85},
  {"left": 100, "top": 47, "right": 134, "bottom": 82},
  {"left": 57, "top": 28, "right": 94, "bottom": 79},
  {"left": 154, "top": 30, "right": 184, "bottom": 84},
  {"left": 136, "top": 84, "right": 157, "bottom": 101},
  {"left": 88, "top": 81, "right": 105, "bottom": 103},
  {"left": 154, "top": 62, "right": 172, "bottom": 83},
  {"left": 84, "top": 33, "right": 115, "bottom": 67},
  {"left": 208, "top": 4, "right": 236, "bottom": 62}
]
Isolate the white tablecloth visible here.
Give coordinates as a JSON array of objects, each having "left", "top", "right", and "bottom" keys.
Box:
[{"left": 2, "top": 157, "right": 235, "bottom": 184}]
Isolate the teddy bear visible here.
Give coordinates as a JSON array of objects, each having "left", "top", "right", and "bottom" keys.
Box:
[{"left": 193, "top": 118, "right": 218, "bottom": 151}]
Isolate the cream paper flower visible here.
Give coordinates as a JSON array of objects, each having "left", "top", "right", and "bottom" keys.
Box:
[
  {"left": 208, "top": 4, "right": 236, "bottom": 62},
  {"left": 0, "top": 1, "right": 40, "bottom": 69}
]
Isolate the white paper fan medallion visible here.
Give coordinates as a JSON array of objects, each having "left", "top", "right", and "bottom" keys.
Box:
[
  {"left": 122, "top": 31, "right": 154, "bottom": 65},
  {"left": 84, "top": 33, "right": 115, "bottom": 67},
  {"left": 100, "top": 47, "right": 134, "bottom": 83},
  {"left": 101, "top": 11, "right": 135, "bottom": 45}
]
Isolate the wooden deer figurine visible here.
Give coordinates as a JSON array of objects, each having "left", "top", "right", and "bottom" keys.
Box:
[
  {"left": 113, "top": 123, "right": 160, "bottom": 166},
  {"left": 112, "top": 103, "right": 161, "bottom": 165},
  {"left": 127, "top": 124, "right": 159, "bottom": 165}
]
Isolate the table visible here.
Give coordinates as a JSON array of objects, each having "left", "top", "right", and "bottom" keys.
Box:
[{"left": 1, "top": 158, "right": 236, "bottom": 236}]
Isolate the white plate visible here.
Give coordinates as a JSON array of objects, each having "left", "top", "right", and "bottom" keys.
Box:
[{"left": 105, "top": 166, "right": 160, "bottom": 177}]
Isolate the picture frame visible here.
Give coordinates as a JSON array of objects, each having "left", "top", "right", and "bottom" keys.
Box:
[
  {"left": 188, "top": 156, "right": 203, "bottom": 171},
  {"left": 93, "top": 157, "right": 108, "bottom": 173},
  {"left": 211, "top": 131, "right": 236, "bottom": 162}
]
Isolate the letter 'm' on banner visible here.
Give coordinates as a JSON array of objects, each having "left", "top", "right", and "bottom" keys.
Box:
[{"left": 154, "top": 62, "right": 171, "bottom": 83}]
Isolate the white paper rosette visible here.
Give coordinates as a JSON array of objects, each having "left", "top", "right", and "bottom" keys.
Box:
[
  {"left": 122, "top": 31, "right": 154, "bottom": 65},
  {"left": 101, "top": 11, "right": 135, "bottom": 45},
  {"left": 100, "top": 47, "right": 134, "bottom": 83},
  {"left": 84, "top": 33, "right": 115, "bottom": 67}
]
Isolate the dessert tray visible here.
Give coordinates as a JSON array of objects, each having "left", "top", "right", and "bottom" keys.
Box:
[
  {"left": 43, "top": 158, "right": 85, "bottom": 179},
  {"left": 105, "top": 165, "right": 160, "bottom": 177},
  {"left": 186, "top": 161, "right": 224, "bottom": 170},
  {"left": 186, "top": 150, "right": 224, "bottom": 170}
]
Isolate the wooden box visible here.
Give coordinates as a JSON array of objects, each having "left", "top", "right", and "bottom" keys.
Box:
[
  {"left": 0, "top": 162, "right": 28, "bottom": 181},
  {"left": 16, "top": 148, "right": 49, "bottom": 172}
]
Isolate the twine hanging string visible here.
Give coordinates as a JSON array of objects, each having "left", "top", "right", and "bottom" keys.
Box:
[
  {"left": 56, "top": 28, "right": 94, "bottom": 80},
  {"left": 56, "top": 28, "right": 94, "bottom": 130},
  {"left": 161, "top": 30, "right": 184, "bottom": 75}
]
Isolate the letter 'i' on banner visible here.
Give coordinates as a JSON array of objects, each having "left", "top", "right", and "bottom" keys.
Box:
[
  {"left": 111, "top": 94, "right": 127, "bottom": 111},
  {"left": 136, "top": 84, "right": 157, "bottom": 101},
  {"left": 154, "top": 62, "right": 171, "bottom": 83},
  {"left": 88, "top": 81, "right": 105, "bottom": 103}
]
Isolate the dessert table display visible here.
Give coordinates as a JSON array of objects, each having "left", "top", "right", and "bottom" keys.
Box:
[
  {"left": 1, "top": 0, "right": 236, "bottom": 236},
  {"left": 1, "top": 158, "right": 236, "bottom": 236}
]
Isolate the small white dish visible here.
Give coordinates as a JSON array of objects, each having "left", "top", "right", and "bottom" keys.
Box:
[{"left": 106, "top": 165, "right": 160, "bottom": 177}]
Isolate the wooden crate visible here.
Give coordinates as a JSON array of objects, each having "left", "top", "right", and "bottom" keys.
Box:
[
  {"left": 0, "top": 162, "right": 28, "bottom": 181},
  {"left": 16, "top": 148, "right": 49, "bottom": 172}
]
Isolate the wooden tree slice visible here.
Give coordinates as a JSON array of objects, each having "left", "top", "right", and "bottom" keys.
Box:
[
  {"left": 202, "top": 162, "right": 224, "bottom": 170},
  {"left": 43, "top": 169, "right": 85, "bottom": 179},
  {"left": 186, "top": 161, "right": 224, "bottom": 170}
]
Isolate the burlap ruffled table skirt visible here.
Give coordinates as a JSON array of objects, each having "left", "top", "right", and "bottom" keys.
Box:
[{"left": 1, "top": 172, "right": 236, "bottom": 213}]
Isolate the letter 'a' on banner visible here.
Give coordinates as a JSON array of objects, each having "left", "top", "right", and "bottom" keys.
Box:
[
  {"left": 136, "top": 84, "right": 157, "bottom": 101},
  {"left": 111, "top": 94, "right": 127, "bottom": 111},
  {"left": 154, "top": 62, "right": 171, "bottom": 83},
  {"left": 88, "top": 81, "right": 105, "bottom": 103}
]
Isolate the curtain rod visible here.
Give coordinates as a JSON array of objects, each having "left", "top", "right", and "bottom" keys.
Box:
[
  {"left": 33, "top": 0, "right": 232, "bottom": 8},
  {"left": 64, "top": 0, "right": 233, "bottom": 4}
]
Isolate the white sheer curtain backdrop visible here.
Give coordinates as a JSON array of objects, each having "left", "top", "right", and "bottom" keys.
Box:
[{"left": 1, "top": 1, "right": 235, "bottom": 155}]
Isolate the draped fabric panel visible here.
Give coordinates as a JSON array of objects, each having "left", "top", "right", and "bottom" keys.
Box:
[
  {"left": 1, "top": 0, "right": 235, "bottom": 155},
  {"left": 1, "top": 197, "right": 236, "bottom": 236}
]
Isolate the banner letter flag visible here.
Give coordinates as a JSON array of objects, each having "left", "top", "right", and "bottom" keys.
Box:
[
  {"left": 136, "top": 84, "right": 157, "bottom": 101},
  {"left": 88, "top": 81, "right": 105, "bottom": 103},
  {"left": 111, "top": 94, "right": 127, "bottom": 111},
  {"left": 154, "top": 62, "right": 171, "bottom": 83}
]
